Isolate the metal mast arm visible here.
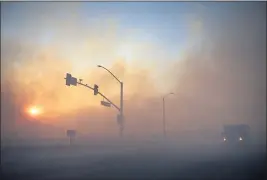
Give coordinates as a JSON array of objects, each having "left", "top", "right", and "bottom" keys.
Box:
[{"left": 77, "top": 82, "right": 120, "bottom": 112}]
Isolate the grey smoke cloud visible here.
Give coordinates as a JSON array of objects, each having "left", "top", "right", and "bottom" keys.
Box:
[{"left": 1, "top": 2, "right": 265, "bottom": 143}]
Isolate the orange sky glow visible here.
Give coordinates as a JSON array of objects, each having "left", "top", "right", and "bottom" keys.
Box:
[{"left": 1, "top": 2, "right": 265, "bottom": 139}]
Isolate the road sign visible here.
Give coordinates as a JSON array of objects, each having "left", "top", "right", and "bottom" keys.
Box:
[
  {"left": 67, "top": 130, "right": 76, "bottom": 137},
  {"left": 101, "top": 101, "right": 111, "bottom": 107}
]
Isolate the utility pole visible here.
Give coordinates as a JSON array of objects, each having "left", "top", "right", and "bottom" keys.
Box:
[{"left": 162, "top": 92, "right": 174, "bottom": 138}]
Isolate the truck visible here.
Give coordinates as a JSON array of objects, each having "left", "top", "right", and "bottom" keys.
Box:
[{"left": 221, "top": 124, "right": 250, "bottom": 146}]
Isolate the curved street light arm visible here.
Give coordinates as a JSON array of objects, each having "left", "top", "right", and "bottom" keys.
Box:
[
  {"left": 98, "top": 65, "right": 122, "bottom": 84},
  {"left": 163, "top": 92, "right": 174, "bottom": 99}
]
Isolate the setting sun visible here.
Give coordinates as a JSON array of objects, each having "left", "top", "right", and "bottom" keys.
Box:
[{"left": 27, "top": 106, "right": 42, "bottom": 116}]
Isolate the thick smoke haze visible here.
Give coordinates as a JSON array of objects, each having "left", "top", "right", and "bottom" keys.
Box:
[{"left": 1, "top": 2, "right": 266, "bottom": 145}]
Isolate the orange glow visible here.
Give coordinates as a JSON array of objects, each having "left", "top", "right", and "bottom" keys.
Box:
[{"left": 27, "top": 106, "right": 42, "bottom": 116}]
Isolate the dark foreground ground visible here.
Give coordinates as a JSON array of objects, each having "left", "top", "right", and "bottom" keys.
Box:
[{"left": 1, "top": 141, "right": 266, "bottom": 180}]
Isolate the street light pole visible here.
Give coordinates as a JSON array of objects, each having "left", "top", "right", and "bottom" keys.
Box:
[
  {"left": 162, "top": 92, "right": 174, "bottom": 138},
  {"left": 97, "top": 65, "right": 124, "bottom": 137},
  {"left": 162, "top": 97, "right": 166, "bottom": 137},
  {"left": 120, "top": 82, "right": 124, "bottom": 137}
]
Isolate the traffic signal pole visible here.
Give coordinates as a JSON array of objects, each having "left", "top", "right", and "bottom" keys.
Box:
[{"left": 65, "top": 70, "right": 124, "bottom": 138}]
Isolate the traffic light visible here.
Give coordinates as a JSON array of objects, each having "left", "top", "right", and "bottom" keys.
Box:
[
  {"left": 65, "top": 73, "right": 77, "bottom": 86},
  {"left": 66, "top": 73, "right": 72, "bottom": 86},
  {"left": 94, "top": 84, "right": 99, "bottom": 95}
]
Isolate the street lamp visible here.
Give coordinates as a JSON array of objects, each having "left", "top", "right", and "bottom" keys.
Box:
[
  {"left": 97, "top": 65, "right": 124, "bottom": 137},
  {"left": 162, "top": 92, "right": 174, "bottom": 138}
]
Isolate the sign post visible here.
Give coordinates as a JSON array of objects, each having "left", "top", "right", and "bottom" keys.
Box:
[{"left": 66, "top": 130, "right": 76, "bottom": 146}]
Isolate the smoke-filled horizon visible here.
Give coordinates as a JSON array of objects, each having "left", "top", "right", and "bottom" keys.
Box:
[{"left": 1, "top": 2, "right": 266, "bottom": 142}]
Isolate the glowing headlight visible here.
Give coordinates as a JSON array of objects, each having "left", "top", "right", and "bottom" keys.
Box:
[
  {"left": 223, "top": 137, "right": 227, "bottom": 141},
  {"left": 239, "top": 137, "right": 243, "bottom": 141}
]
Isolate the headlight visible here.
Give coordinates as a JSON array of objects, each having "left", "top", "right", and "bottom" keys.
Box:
[
  {"left": 223, "top": 137, "right": 227, "bottom": 141},
  {"left": 239, "top": 137, "right": 243, "bottom": 141}
]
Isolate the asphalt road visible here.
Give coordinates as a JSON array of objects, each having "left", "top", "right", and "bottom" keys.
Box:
[{"left": 1, "top": 142, "right": 266, "bottom": 180}]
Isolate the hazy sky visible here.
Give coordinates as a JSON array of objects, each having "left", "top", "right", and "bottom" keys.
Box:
[
  {"left": 1, "top": 2, "right": 266, "bottom": 139},
  {"left": 2, "top": 2, "right": 204, "bottom": 74}
]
